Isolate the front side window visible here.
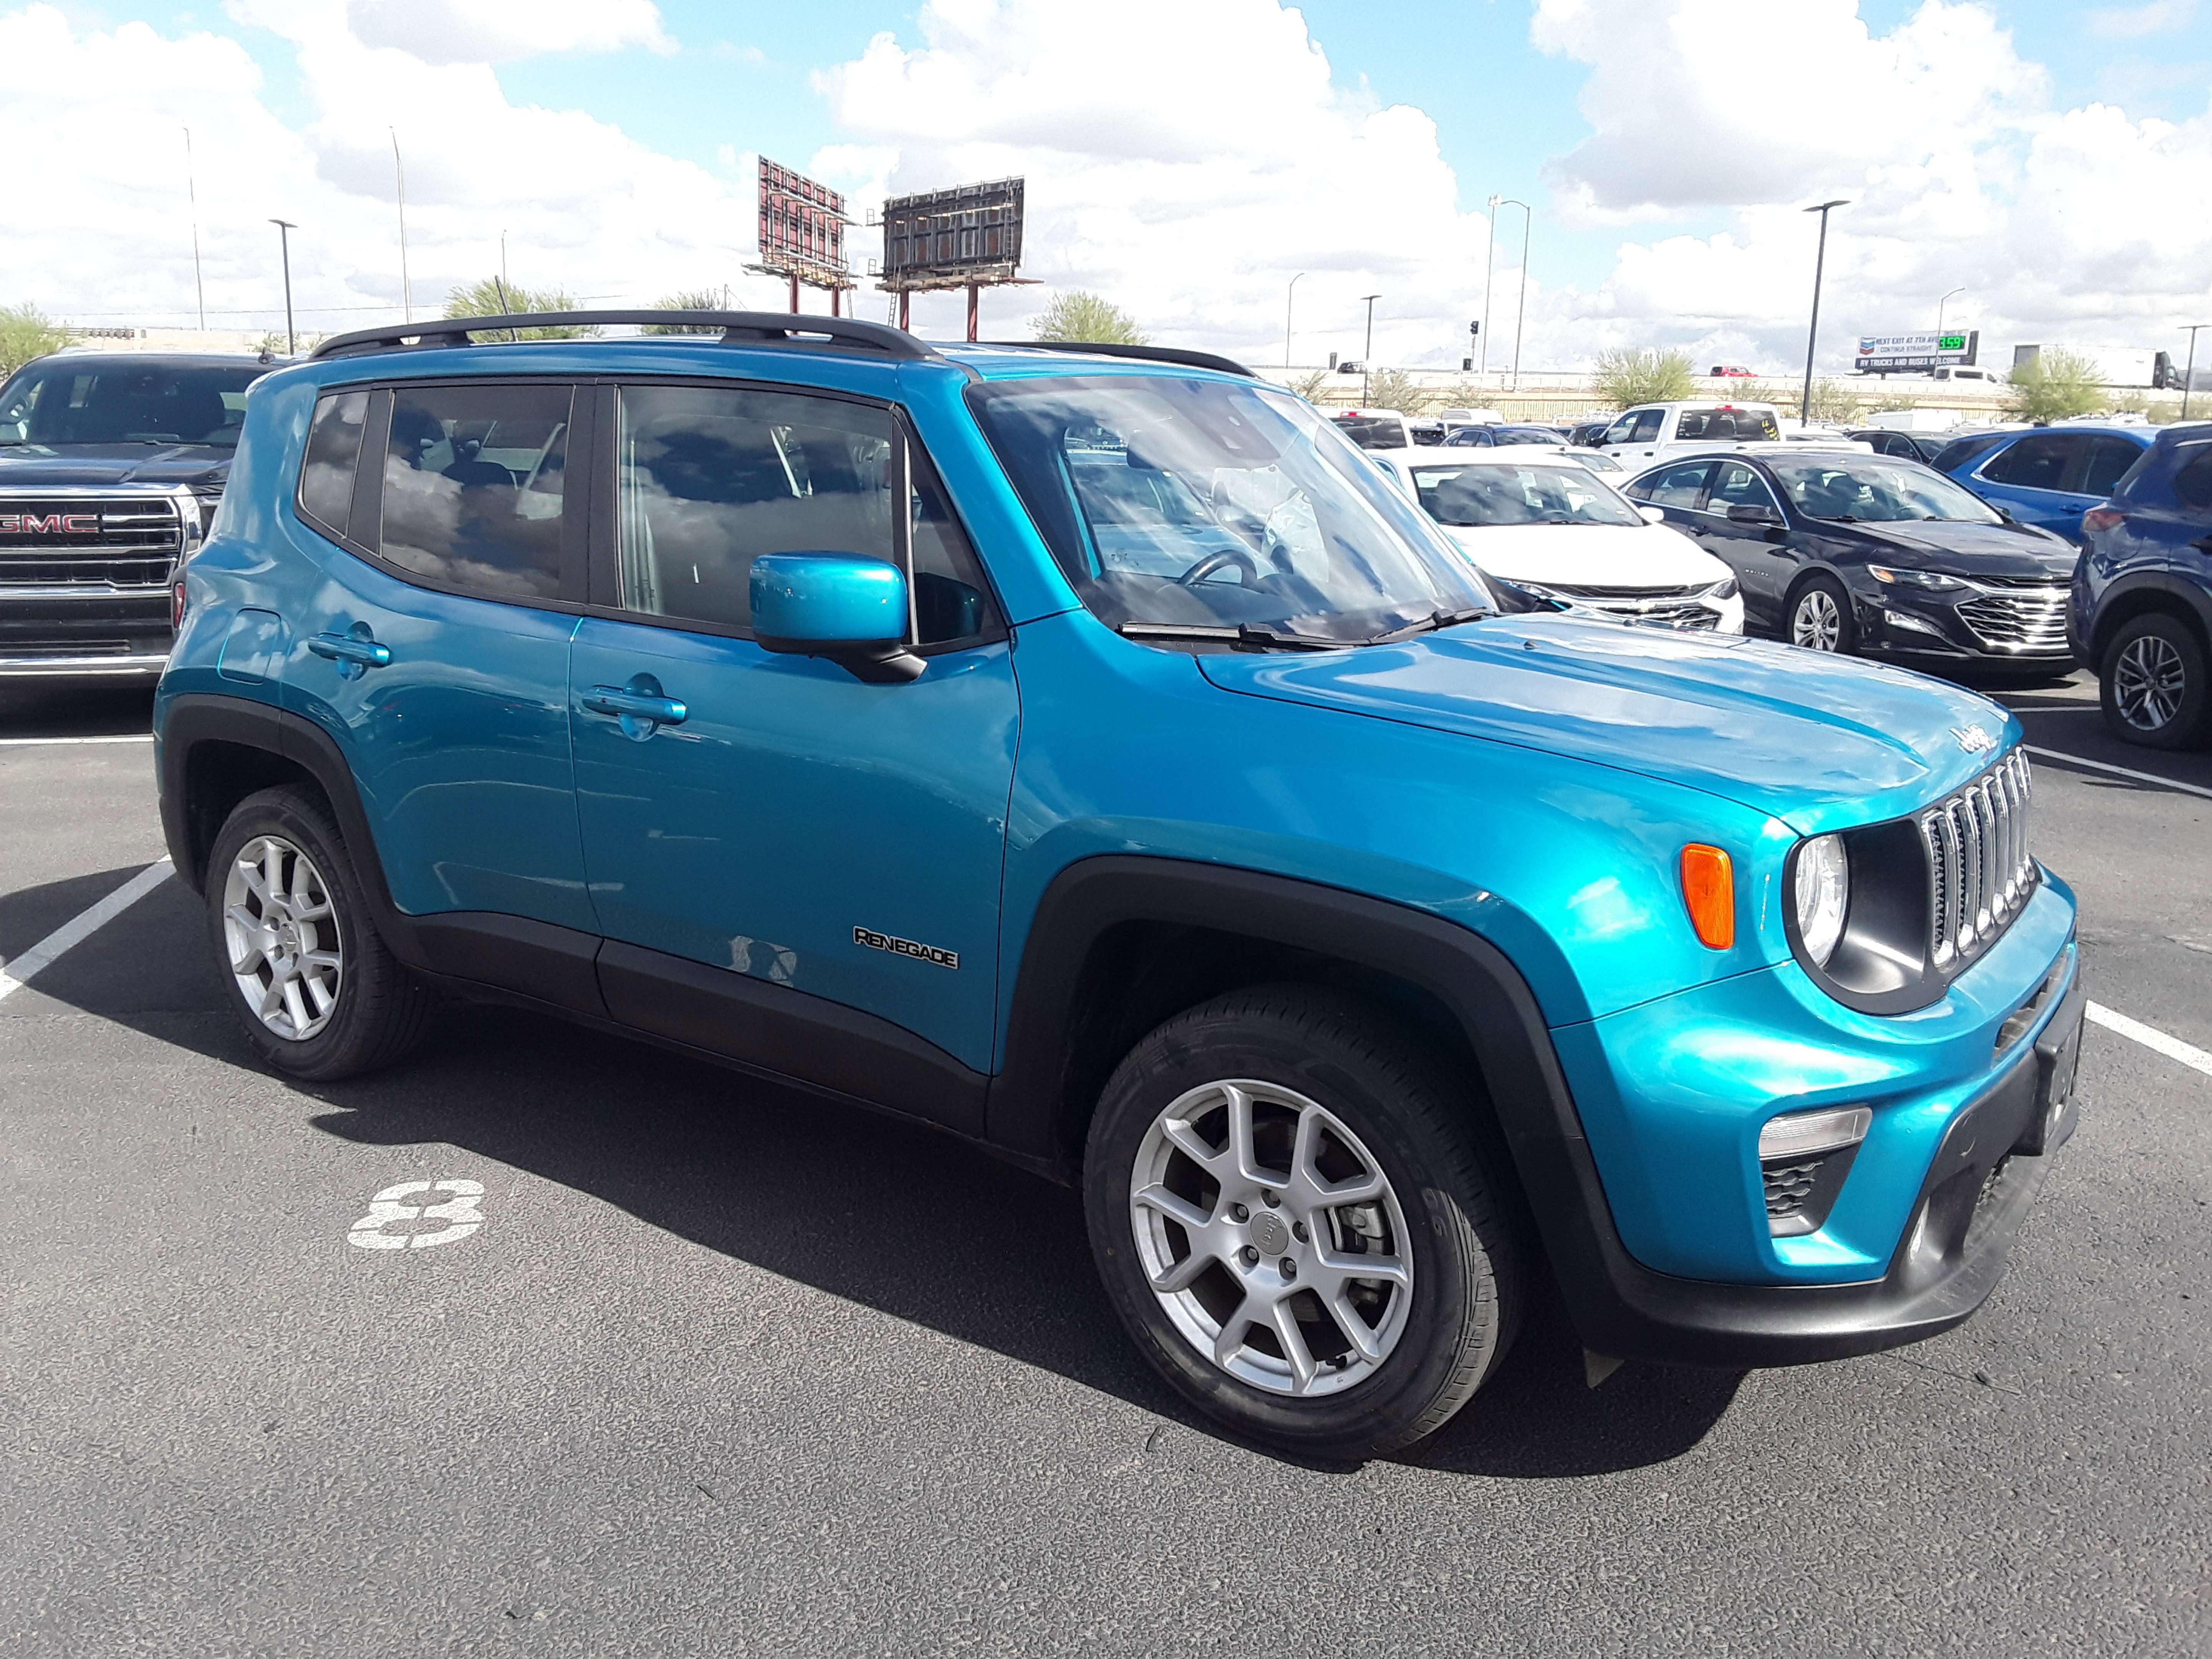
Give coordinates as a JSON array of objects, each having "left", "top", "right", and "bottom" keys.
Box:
[
  {"left": 379, "top": 383, "right": 571, "bottom": 600},
  {"left": 613, "top": 384, "right": 993, "bottom": 644},
  {"left": 1634, "top": 460, "right": 1712, "bottom": 508},
  {"left": 1706, "top": 461, "right": 1779, "bottom": 515},
  {"left": 1628, "top": 409, "right": 1666, "bottom": 443},
  {"left": 2082, "top": 437, "right": 2142, "bottom": 497},
  {"left": 1602, "top": 413, "right": 1641, "bottom": 445},
  {"left": 1764, "top": 455, "right": 2001, "bottom": 523},
  {"left": 298, "top": 390, "right": 369, "bottom": 535},
  {"left": 970, "top": 373, "right": 1490, "bottom": 645},
  {"left": 1410, "top": 463, "right": 1643, "bottom": 528}
]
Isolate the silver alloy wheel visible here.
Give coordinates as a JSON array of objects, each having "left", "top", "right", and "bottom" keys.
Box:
[
  {"left": 1791, "top": 587, "right": 1843, "bottom": 651},
  {"left": 222, "top": 834, "right": 344, "bottom": 1041},
  {"left": 1128, "top": 1078, "right": 1413, "bottom": 1397},
  {"left": 2113, "top": 634, "right": 2187, "bottom": 732}
]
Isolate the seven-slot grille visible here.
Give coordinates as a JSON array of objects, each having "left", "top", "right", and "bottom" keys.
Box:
[
  {"left": 0, "top": 495, "right": 187, "bottom": 591},
  {"left": 1957, "top": 582, "right": 2069, "bottom": 654},
  {"left": 1919, "top": 749, "right": 2036, "bottom": 971}
]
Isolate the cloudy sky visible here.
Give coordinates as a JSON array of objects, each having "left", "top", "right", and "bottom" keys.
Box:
[{"left": 4, "top": 0, "right": 2208, "bottom": 374}]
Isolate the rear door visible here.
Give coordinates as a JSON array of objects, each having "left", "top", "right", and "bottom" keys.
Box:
[
  {"left": 1972, "top": 432, "right": 2097, "bottom": 539},
  {"left": 284, "top": 377, "right": 594, "bottom": 932}
]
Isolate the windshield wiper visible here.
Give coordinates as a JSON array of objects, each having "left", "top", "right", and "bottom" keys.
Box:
[
  {"left": 1116, "top": 621, "right": 1347, "bottom": 652},
  {"left": 1366, "top": 605, "right": 1495, "bottom": 644}
]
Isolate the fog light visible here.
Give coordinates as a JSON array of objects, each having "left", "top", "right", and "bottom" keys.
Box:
[
  {"left": 1884, "top": 608, "right": 1944, "bottom": 637},
  {"left": 1758, "top": 1104, "right": 1871, "bottom": 1161}
]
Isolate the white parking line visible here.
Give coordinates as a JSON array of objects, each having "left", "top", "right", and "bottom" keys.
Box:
[
  {"left": 2026, "top": 745, "right": 2212, "bottom": 803},
  {"left": 0, "top": 859, "right": 174, "bottom": 1003},
  {"left": 0, "top": 733, "right": 154, "bottom": 747},
  {"left": 2088, "top": 1002, "right": 2212, "bottom": 1081}
]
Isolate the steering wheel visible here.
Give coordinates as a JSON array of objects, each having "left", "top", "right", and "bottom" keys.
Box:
[{"left": 1178, "top": 547, "right": 1259, "bottom": 587}]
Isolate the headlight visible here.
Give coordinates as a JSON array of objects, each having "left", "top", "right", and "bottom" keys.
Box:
[
  {"left": 1867, "top": 565, "right": 1965, "bottom": 593},
  {"left": 1793, "top": 834, "right": 1849, "bottom": 967},
  {"left": 1705, "top": 576, "right": 1738, "bottom": 601}
]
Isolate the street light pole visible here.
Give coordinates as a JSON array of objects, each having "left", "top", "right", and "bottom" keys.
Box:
[
  {"left": 1481, "top": 196, "right": 1500, "bottom": 385},
  {"left": 268, "top": 218, "right": 297, "bottom": 356},
  {"left": 1360, "top": 293, "right": 1380, "bottom": 405},
  {"left": 1285, "top": 272, "right": 1304, "bottom": 369},
  {"left": 2183, "top": 324, "right": 2207, "bottom": 422},
  {"left": 391, "top": 128, "right": 413, "bottom": 325},
  {"left": 1936, "top": 285, "right": 1965, "bottom": 336},
  {"left": 1799, "top": 199, "right": 1849, "bottom": 426},
  {"left": 1494, "top": 197, "right": 1532, "bottom": 393}
]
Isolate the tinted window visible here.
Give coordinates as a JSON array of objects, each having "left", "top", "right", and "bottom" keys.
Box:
[
  {"left": 1764, "top": 455, "right": 1999, "bottom": 523},
  {"left": 1707, "top": 461, "right": 1778, "bottom": 515},
  {"left": 2171, "top": 445, "right": 2212, "bottom": 513},
  {"left": 1674, "top": 408, "right": 1781, "bottom": 442},
  {"left": 0, "top": 360, "right": 262, "bottom": 448},
  {"left": 1629, "top": 409, "right": 1665, "bottom": 442},
  {"left": 1636, "top": 460, "right": 1712, "bottom": 508},
  {"left": 298, "top": 391, "right": 369, "bottom": 535},
  {"left": 1930, "top": 432, "right": 2008, "bottom": 474},
  {"left": 1333, "top": 415, "right": 1407, "bottom": 450},
  {"left": 380, "top": 383, "right": 570, "bottom": 600},
  {"left": 1981, "top": 433, "right": 2079, "bottom": 491},
  {"left": 1445, "top": 426, "right": 1494, "bottom": 446},
  {"left": 613, "top": 385, "right": 992, "bottom": 644},
  {"left": 2081, "top": 436, "right": 2142, "bottom": 497},
  {"left": 1494, "top": 427, "right": 1560, "bottom": 446},
  {"left": 1602, "top": 414, "right": 1640, "bottom": 445}
]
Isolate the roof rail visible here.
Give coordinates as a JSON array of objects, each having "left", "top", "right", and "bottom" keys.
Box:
[
  {"left": 973, "top": 340, "right": 1257, "bottom": 379},
  {"left": 308, "top": 310, "right": 944, "bottom": 364}
]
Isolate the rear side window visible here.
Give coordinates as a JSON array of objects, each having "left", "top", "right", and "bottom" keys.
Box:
[
  {"left": 379, "top": 384, "right": 571, "bottom": 601},
  {"left": 298, "top": 391, "right": 369, "bottom": 535},
  {"left": 1929, "top": 432, "right": 2007, "bottom": 473},
  {"left": 2081, "top": 437, "right": 2141, "bottom": 497},
  {"left": 2171, "top": 445, "right": 2212, "bottom": 513},
  {"left": 1981, "top": 433, "right": 2077, "bottom": 491},
  {"left": 612, "top": 384, "right": 994, "bottom": 646}
]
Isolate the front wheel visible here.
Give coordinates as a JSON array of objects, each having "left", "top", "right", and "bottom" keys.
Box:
[
  {"left": 2100, "top": 614, "right": 2209, "bottom": 750},
  {"left": 1787, "top": 575, "right": 1856, "bottom": 655},
  {"left": 205, "top": 785, "right": 434, "bottom": 1080},
  {"left": 1083, "top": 986, "right": 1523, "bottom": 1459}
]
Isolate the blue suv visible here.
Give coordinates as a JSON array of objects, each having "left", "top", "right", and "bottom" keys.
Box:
[
  {"left": 2072, "top": 421, "right": 2212, "bottom": 748},
  {"left": 154, "top": 310, "right": 2086, "bottom": 1457},
  {"left": 1943, "top": 423, "right": 2154, "bottom": 543}
]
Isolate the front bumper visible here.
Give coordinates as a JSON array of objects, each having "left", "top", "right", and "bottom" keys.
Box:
[
  {"left": 0, "top": 589, "right": 174, "bottom": 677},
  {"left": 1848, "top": 575, "right": 2075, "bottom": 667}
]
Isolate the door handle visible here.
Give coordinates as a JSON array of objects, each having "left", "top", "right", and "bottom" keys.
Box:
[
  {"left": 308, "top": 625, "right": 391, "bottom": 679},
  {"left": 581, "top": 677, "right": 688, "bottom": 740}
]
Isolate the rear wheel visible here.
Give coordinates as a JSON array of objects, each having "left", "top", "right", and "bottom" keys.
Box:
[
  {"left": 2100, "top": 614, "right": 2209, "bottom": 749},
  {"left": 1787, "top": 575, "right": 1856, "bottom": 655},
  {"left": 1083, "top": 986, "right": 1522, "bottom": 1459},
  {"left": 205, "top": 786, "right": 434, "bottom": 1080}
]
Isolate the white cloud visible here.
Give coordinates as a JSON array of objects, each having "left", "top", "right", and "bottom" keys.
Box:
[
  {"left": 347, "top": 0, "right": 672, "bottom": 64},
  {"left": 2084, "top": 0, "right": 2199, "bottom": 40}
]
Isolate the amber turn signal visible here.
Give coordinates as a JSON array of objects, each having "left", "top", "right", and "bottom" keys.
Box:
[{"left": 1680, "top": 844, "right": 1735, "bottom": 950}]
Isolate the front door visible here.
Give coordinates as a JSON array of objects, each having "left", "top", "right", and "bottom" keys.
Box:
[
  {"left": 284, "top": 379, "right": 593, "bottom": 932},
  {"left": 1698, "top": 459, "right": 1799, "bottom": 626},
  {"left": 567, "top": 381, "right": 1018, "bottom": 1092}
]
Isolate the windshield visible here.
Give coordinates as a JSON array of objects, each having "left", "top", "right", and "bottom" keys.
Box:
[
  {"left": 1765, "top": 454, "right": 2001, "bottom": 523},
  {"left": 1409, "top": 462, "right": 1644, "bottom": 528},
  {"left": 0, "top": 360, "right": 263, "bottom": 448},
  {"left": 1332, "top": 414, "right": 1407, "bottom": 450},
  {"left": 970, "top": 374, "right": 1492, "bottom": 645}
]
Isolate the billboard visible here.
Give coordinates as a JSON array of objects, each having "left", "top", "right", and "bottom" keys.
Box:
[
  {"left": 757, "top": 158, "right": 848, "bottom": 285},
  {"left": 879, "top": 177, "right": 1025, "bottom": 291},
  {"left": 1854, "top": 330, "right": 1979, "bottom": 374}
]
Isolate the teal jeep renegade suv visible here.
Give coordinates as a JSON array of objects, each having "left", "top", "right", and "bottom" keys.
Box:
[{"left": 154, "top": 311, "right": 2085, "bottom": 1457}]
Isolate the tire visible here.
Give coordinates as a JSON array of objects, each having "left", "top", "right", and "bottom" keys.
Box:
[
  {"left": 204, "top": 785, "right": 434, "bottom": 1080},
  {"left": 1082, "top": 985, "right": 1523, "bottom": 1459},
  {"left": 2099, "top": 613, "right": 2209, "bottom": 750},
  {"left": 1786, "top": 574, "right": 1856, "bottom": 655}
]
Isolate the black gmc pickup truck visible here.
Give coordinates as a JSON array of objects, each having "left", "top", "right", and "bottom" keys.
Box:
[{"left": 0, "top": 351, "right": 272, "bottom": 679}]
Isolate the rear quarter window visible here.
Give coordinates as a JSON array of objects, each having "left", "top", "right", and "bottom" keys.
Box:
[
  {"left": 2170, "top": 445, "right": 2212, "bottom": 514},
  {"left": 297, "top": 390, "right": 370, "bottom": 536}
]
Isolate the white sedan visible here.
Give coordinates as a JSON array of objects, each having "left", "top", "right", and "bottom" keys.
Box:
[{"left": 1365, "top": 450, "right": 1745, "bottom": 634}]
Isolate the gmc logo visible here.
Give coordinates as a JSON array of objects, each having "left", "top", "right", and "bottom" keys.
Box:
[{"left": 0, "top": 513, "right": 99, "bottom": 535}]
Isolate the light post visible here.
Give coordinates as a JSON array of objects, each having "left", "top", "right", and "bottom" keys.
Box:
[
  {"left": 2182, "top": 324, "right": 2207, "bottom": 422},
  {"left": 1360, "top": 293, "right": 1380, "bottom": 405},
  {"left": 268, "top": 218, "right": 297, "bottom": 356},
  {"left": 1492, "top": 197, "right": 1532, "bottom": 392},
  {"left": 1936, "top": 285, "right": 1965, "bottom": 337},
  {"left": 1481, "top": 195, "right": 1500, "bottom": 384},
  {"left": 1285, "top": 272, "right": 1304, "bottom": 369},
  {"left": 1799, "top": 199, "right": 1849, "bottom": 426}
]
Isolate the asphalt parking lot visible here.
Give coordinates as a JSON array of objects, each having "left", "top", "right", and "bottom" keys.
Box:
[{"left": 3, "top": 669, "right": 2207, "bottom": 1657}]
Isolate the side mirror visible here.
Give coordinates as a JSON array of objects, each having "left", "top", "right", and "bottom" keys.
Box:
[
  {"left": 1726, "top": 502, "right": 1782, "bottom": 526},
  {"left": 1637, "top": 504, "right": 1667, "bottom": 525},
  {"left": 749, "top": 553, "right": 925, "bottom": 684}
]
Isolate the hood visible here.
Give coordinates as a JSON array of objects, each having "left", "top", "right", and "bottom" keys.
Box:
[
  {"left": 1839, "top": 517, "right": 2075, "bottom": 579},
  {"left": 1440, "top": 522, "right": 1726, "bottom": 590},
  {"left": 1198, "top": 614, "right": 2018, "bottom": 836},
  {"left": 0, "top": 443, "right": 232, "bottom": 490}
]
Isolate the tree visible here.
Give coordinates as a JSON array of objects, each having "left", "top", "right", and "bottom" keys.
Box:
[
  {"left": 1361, "top": 367, "right": 1437, "bottom": 414},
  {"left": 1801, "top": 379, "right": 1864, "bottom": 425},
  {"left": 1031, "top": 291, "right": 1147, "bottom": 345},
  {"left": 2006, "top": 349, "right": 2105, "bottom": 423},
  {"left": 1283, "top": 369, "right": 1333, "bottom": 403},
  {"left": 443, "top": 277, "right": 597, "bottom": 339},
  {"left": 0, "top": 303, "right": 70, "bottom": 377},
  {"left": 1592, "top": 347, "right": 1694, "bottom": 409},
  {"left": 642, "top": 288, "right": 728, "bottom": 335}
]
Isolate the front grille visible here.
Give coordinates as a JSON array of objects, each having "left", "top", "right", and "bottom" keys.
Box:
[
  {"left": 1919, "top": 749, "right": 2036, "bottom": 972},
  {"left": 0, "top": 496, "right": 187, "bottom": 592},
  {"left": 1547, "top": 583, "right": 1722, "bottom": 631},
  {"left": 1957, "top": 584, "right": 2069, "bottom": 653},
  {"left": 1763, "top": 1157, "right": 1826, "bottom": 1220}
]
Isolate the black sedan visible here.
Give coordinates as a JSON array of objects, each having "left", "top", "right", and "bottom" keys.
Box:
[{"left": 1622, "top": 447, "right": 2079, "bottom": 672}]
